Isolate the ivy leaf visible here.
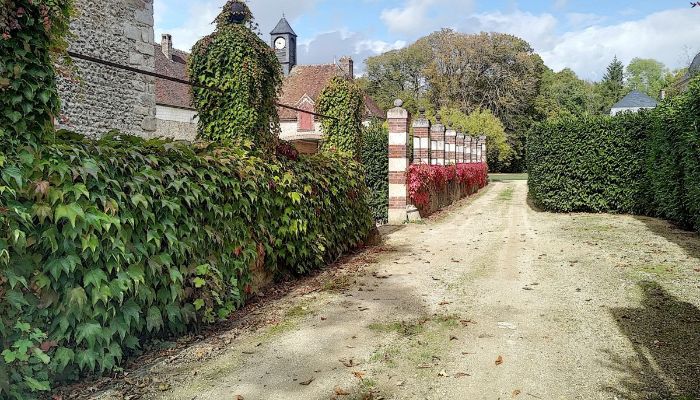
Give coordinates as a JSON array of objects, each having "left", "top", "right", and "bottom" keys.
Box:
[
  {"left": 23, "top": 376, "right": 51, "bottom": 392},
  {"left": 54, "top": 203, "right": 85, "bottom": 228},
  {"left": 67, "top": 287, "right": 88, "bottom": 312},
  {"left": 53, "top": 347, "right": 75, "bottom": 371},
  {"left": 146, "top": 307, "right": 163, "bottom": 332},
  {"left": 75, "top": 322, "right": 102, "bottom": 348},
  {"left": 83, "top": 269, "right": 108, "bottom": 288},
  {"left": 76, "top": 348, "right": 98, "bottom": 371},
  {"left": 32, "top": 348, "right": 51, "bottom": 364},
  {"left": 2, "top": 166, "right": 23, "bottom": 187}
]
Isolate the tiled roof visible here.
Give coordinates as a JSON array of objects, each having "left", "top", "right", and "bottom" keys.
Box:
[
  {"left": 278, "top": 64, "right": 385, "bottom": 120},
  {"left": 611, "top": 90, "right": 658, "bottom": 109},
  {"left": 153, "top": 44, "right": 385, "bottom": 120},
  {"left": 154, "top": 46, "right": 194, "bottom": 109}
]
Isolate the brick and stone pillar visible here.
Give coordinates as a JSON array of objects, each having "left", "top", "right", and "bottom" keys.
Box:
[
  {"left": 431, "top": 116, "right": 446, "bottom": 165},
  {"left": 465, "top": 136, "right": 473, "bottom": 163},
  {"left": 412, "top": 108, "right": 430, "bottom": 165},
  {"left": 445, "top": 125, "right": 457, "bottom": 165},
  {"left": 478, "top": 135, "right": 487, "bottom": 163},
  {"left": 388, "top": 99, "right": 411, "bottom": 225},
  {"left": 456, "top": 133, "right": 464, "bottom": 164}
]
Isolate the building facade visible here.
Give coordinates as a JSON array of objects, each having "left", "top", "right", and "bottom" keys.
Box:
[{"left": 57, "top": 0, "right": 157, "bottom": 138}]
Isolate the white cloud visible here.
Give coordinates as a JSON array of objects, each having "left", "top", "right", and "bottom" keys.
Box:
[
  {"left": 540, "top": 8, "right": 700, "bottom": 79},
  {"left": 154, "top": 0, "right": 319, "bottom": 51},
  {"left": 298, "top": 30, "right": 406, "bottom": 74},
  {"left": 380, "top": 0, "right": 474, "bottom": 36}
]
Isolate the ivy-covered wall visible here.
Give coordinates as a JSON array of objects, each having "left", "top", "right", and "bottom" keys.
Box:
[{"left": 0, "top": 1, "right": 375, "bottom": 398}]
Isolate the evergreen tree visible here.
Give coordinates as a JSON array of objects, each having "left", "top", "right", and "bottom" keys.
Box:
[{"left": 598, "top": 56, "right": 627, "bottom": 113}]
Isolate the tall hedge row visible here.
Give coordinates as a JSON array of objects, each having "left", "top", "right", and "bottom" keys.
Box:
[
  {"left": 0, "top": 133, "right": 373, "bottom": 397},
  {"left": 361, "top": 121, "right": 388, "bottom": 223},
  {"left": 528, "top": 76, "right": 700, "bottom": 231}
]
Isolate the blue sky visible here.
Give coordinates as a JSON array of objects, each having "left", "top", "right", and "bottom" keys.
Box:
[{"left": 154, "top": 0, "right": 700, "bottom": 80}]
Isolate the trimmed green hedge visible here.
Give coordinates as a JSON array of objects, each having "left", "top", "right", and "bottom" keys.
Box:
[
  {"left": 528, "top": 76, "right": 700, "bottom": 231},
  {"left": 361, "top": 121, "right": 388, "bottom": 223},
  {"left": 0, "top": 132, "right": 373, "bottom": 397}
]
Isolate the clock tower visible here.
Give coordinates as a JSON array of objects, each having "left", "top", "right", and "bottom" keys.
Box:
[{"left": 270, "top": 16, "right": 297, "bottom": 76}]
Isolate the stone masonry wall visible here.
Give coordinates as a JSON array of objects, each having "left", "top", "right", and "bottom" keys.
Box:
[
  {"left": 57, "top": 0, "right": 157, "bottom": 138},
  {"left": 155, "top": 105, "right": 197, "bottom": 141}
]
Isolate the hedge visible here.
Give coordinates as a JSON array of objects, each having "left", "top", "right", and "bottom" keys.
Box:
[
  {"left": 408, "top": 163, "right": 488, "bottom": 213},
  {"left": 528, "top": 76, "right": 700, "bottom": 232},
  {"left": 0, "top": 132, "right": 373, "bottom": 398},
  {"left": 361, "top": 121, "right": 388, "bottom": 223}
]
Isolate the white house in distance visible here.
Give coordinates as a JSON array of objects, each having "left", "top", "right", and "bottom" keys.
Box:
[{"left": 610, "top": 90, "right": 658, "bottom": 116}]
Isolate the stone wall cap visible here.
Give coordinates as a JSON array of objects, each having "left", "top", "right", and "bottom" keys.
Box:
[
  {"left": 387, "top": 107, "right": 409, "bottom": 119},
  {"left": 412, "top": 118, "right": 430, "bottom": 128},
  {"left": 445, "top": 130, "right": 457, "bottom": 136}
]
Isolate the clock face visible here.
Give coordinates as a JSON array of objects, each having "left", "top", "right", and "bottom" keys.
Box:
[{"left": 275, "top": 37, "right": 286, "bottom": 50}]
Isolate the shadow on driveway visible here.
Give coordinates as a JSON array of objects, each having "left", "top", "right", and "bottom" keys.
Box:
[{"left": 604, "top": 281, "right": 700, "bottom": 399}]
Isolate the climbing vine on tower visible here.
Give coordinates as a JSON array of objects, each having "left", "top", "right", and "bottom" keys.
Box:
[
  {"left": 317, "top": 76, "right": 365, "bottom": 158},
  {"left": 188, "top": 0, "right": 282, "bottom": 150}
]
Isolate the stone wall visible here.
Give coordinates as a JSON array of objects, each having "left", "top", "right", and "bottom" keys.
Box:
[
  {"left": 155, "top": 105, "right": 197, "bottom": 141},
  {"left": 57, "top": 0, "right": 157, "bottom": 138}
]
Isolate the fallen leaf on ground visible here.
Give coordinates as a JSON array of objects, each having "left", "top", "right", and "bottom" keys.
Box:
[
  {"left": 300, "top": 378, "right": 314, "bottom": 385},
  {"left": 450, "top": 335, "right": 458, "bottom": 341},
  {"left": 460, "top": 319, "right": 476, "bottom": 326},
  {"left": 396, "top": 381, "right": 405, "bottom": 386},
  {"left": 438, "top": 370, "right": 448, "bottom": 377},
  {"left": 495, "top": 355, "right": 504, "bottom": 365},
  {"left": 334, "top": 387, "right": 351, "bottom": 396},
  {"left": 438, "top": 301, "right": 451, "bottom": 305},
  {"left": 512, "top": 389, "right": 521, "bottom": 397},
  {"left": 454, "top": 372, "right": 470, "bottom": 378},
  {"left": 417, "top": 364, "right": 432, "bottom": 369},
  {"left": 234, "top": 396, "right": 244, "bottom": 400},
  {"left": 352, "top": 371, "right": 366, "bottom": 380}
]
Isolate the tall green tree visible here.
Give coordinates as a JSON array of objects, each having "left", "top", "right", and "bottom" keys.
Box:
[
  {"left": 625, "top": 58, "right": 669, "bottom": 100},
  {"left": 438, "top": 108, "right": 513, "bottom": 172},
  {"left": 598, "top": 56, "right": 627, "bottom": 113},
  {"left": 534, "top": 68, "right": 597, "bottom": 119},
  {"left": 363, "top": 44, "right": 431, "bottom": 113}
]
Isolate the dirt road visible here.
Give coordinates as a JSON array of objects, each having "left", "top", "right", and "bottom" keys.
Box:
[{"left": 90, "top": 179, "right": 700, "bottom": 400}]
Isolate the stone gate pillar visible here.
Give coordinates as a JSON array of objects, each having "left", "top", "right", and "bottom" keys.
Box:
[
  {"left": 456, "top": 133, "right": 464, "bottom": 164},
  {"left": 465, "top": 136, "right": 473, "bottom": 163},
  {"left": 478, "top": 135, "right": 487, "bottom": 163},
  {"left": 388, "top": 99, "right": 411, "bottom": 225},
  {"left": 412, "top": 108, "right": 430, "bottom": 165},
  {"left": 431, "top": 116, "right": 446, "bottom": 165},
  {"left": 445, "top": 125, "right": 457, "bottom": 165}
]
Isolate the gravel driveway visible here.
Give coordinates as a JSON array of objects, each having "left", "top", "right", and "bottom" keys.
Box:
[{"left": 86, "top": 179, "right": 700, "bottom": 400}]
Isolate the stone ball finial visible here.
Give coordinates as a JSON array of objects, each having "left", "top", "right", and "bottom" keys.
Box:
[{"left": 394, "top": 99, "right": 404, "bottom": 108}]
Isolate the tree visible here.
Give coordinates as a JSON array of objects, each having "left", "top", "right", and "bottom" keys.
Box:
[
  {"left": 438, "top": 108, "right": 513, "bottom": 172},
  {"left": 420, "top": 30, "right": 544, "bottom": 132},
  {"left": 625, "top": 58, "right": 669, "bottom": 100},
  {"left": 534, "top": 68, "right": 597, "bottom": 119},
  {"left": 598, "top": 56, "right": 627, "bottom": 113},
  {"left": 364, "top": 44, "right": 431, "bottom": 113}
]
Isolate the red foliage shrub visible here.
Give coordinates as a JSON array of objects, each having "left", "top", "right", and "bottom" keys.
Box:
[{"left": 408, "top": 163, "right": 488, "bottom": 211}]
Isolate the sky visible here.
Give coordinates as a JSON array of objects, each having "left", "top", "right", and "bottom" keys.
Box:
[{"left": 154, "top": 0, "right": 700, "bottom": 81}]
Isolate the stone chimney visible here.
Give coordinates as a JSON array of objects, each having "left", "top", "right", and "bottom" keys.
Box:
[
  {"left": 339, "top": 56, "right": 354, "bottom": 79},
  {"left": 161, "top": 33, "right": 173, "bottom": 60}
]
